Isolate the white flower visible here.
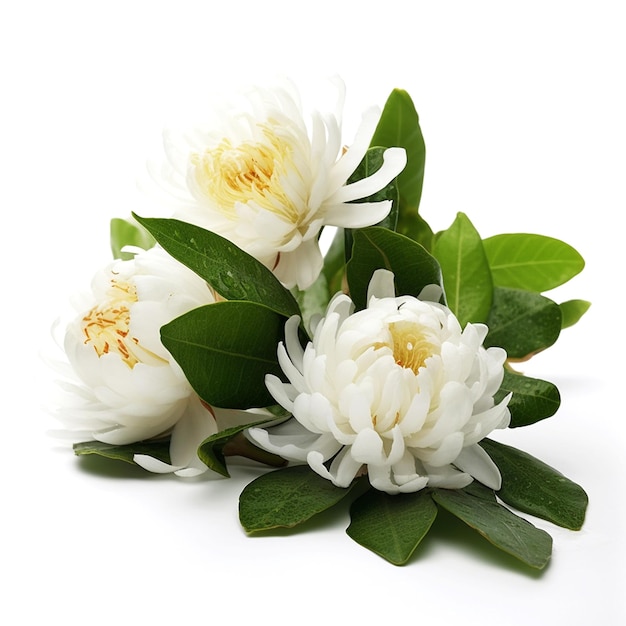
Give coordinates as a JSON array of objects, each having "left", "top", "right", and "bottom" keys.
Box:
[
  {"left": 153, "top": 77, "right": 407, "bottom": 290},
  {"left": 247, "top": 270, "right": 511, "bottom": 494},
  {"left": 52, "top": 246, "right": 221, "bottom": 477}
]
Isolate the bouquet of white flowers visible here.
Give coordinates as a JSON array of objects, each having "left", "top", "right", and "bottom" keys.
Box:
[{"left": 50, "top": 77, "right": 589, "bottom": 568}]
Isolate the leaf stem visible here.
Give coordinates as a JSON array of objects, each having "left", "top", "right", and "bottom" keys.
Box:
[{"left": 222, "top": 433, "right": 287, "bottom": 468}]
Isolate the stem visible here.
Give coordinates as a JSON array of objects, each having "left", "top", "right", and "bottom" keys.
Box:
[{"left": 222, "top": 433, "right": 287, "bottom": 468}]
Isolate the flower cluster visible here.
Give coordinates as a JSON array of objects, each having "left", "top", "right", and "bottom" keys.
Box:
[
  {"left": 54, "top": 78, "right": 406, "bottom": 475},
  {"left": 50, "top": 77, "right": 589, "bottom": 568}
]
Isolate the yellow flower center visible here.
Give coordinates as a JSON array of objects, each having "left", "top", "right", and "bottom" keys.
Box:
[
  {"left": 190, "top": 123, "right": 300, "bottom": 224},
  {"left": 81, "top": 279, "right": 141, "bottom": 368},
  {"left": 389, "top": 321, "right": 437, "bottom": 374}
]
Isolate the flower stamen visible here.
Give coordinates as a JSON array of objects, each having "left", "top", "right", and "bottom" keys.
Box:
[
  {"left": 191, "top": 123, "right": 301, "bottom": 225},
  {"left": 81, "top": 279, "right": 146, "bottom": 368},
  {"left": 389, "top": 321, "right": 436, "bottom": 374}
]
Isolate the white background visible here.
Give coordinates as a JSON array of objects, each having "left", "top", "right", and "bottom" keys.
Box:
[{"left": 2, "top": 1, "right": 624, "bottom": 624}]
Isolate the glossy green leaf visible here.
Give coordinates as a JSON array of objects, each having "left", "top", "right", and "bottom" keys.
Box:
[
  {"left": 495, "top": 369, "right": 561, "bottom": 427},
  {"left": 432, "top": 487, "right": 552, "bottom": 569},
  {"left": 291, "top": 271, "right": 330, "bottom": 336},
  {"left": 321, "top": 227, "right": 346, "bottom": 294},
  {"left": 73, "top": 439, "right": 170, "bottom": 466},
  {"left": 559, "top": 299, "right": 591, "bottom": 329},
  {"left": 432, "top": 212, "right": 493, "bottom": 325},
  {"left": 484, "top": 287, "right": 562, "bottom": 359},
  {"left": 110, "top": 217, "right": 156, "bottom": 260},
  {"left": 198, "top": 418, "right": 286, "bottom": 477},
  {"left": 483, "top": 233, "right": 585, "bottom": 292},
  {"left": 347, "top": 489, "right": 437, "bottom": 565},
  {"left": 132, "top": 214, "right": 300, "bottom": 318},
  {"left": 346, "top": 227, "right": 442, "bottom": 310},
  {"left": 462, "top": 480, "right": 497, "bottom": 501},
  {"left": 239, "top": 465, "right": 357, "bottom": 532},
  {"left": 161, "top": 301, "right": 284, "bottom": 409},
  {"left": 401, "top": 212, "right": 434, "bottom": 251},
  {"left": 370, "top": 88, "right": 431, "bottom": 246},
  {"left": 481, "top": 439, "right": 588, "bottom": 530}
]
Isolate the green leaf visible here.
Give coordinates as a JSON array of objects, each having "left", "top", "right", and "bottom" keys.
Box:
[
  {"left": 291, "top": 271, "right": 330, "bottom": 337},
  {"left": 400, "top": 212, "right": 434, "bottom": 251},
  {"left": 484, "top": 287, "right": 562, "bottom": 360},
  {"left": 110, "top": 217, "right": 156, "bottom": 260},
  {"left": 432, "top": 487, "right": 552, "bottom": 569},
  {"left": 132, "top": 214, "right": 300, "bottom": 318},
  {"left": 198, "top": 418, "right": 286, "bottom": 477},
  {"left": 347, "top": 489, "right": 437, "bottom": 565},
  {"left": 370, "top": 88, "right": 431, "bottom": 246},
  {"left": 321, "top": 227, "right": 346, "bottom": 294},
  {"left": 432, "top": 212, "right": 493, "bottom": 325},
  {"left": 462, "top": 480, "right": 498, "bottom": 500},
  {"left": 345, "top": 147, "right": 400, "bottom": 263},
  {"left": 346, "top": 227, "right": 443, "bottom": 310},
  {"left": 73, "top": 439, "right": 170, "bottom": 466},
  {"left": 481, "top": 439, "right": 588, "bottom": 530},
  {"left": 496, "top": 369, "right": 561, "bottom": 427},
  {"left": 483, "top": 233, "right": 585, "bottom": 292},
  {"left": 239, "top": 465, "right": 357, "bottom": 532},
  {"left": 161, "top": 301, "right": 284, "bottom": 409},
  {"left": 560, "top": 299, "right": 591, "bottom": 329}
]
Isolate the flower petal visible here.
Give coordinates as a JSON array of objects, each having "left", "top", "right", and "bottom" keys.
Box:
[
  {"left": 327, "top": 147, "right": 407, "bottom": 205},
  {"left": 351, "top": 428, "right": 386, "bottom": 464},
  {"left": 247, "top": 422, "right": 341, "bottom": 463},
  {"left": 169, "top": 397, "right": 217, "bottom": 471},
  {"left": 133, "top": 454, "right": 185, "bottom": 474},
  {"left": 367, "top": 269, "right": 396, "bottom": 302},
  {"left": 273, "top": 238, "right": 324, "bottom": 290},
  {"left": 327, "top": 446, "right": 364, "bottom": 487},
  {"left": 322, "top": 200, "right": 393, "bottom": 229},
  {"left": 327, "top": 106, "right": 381, "bottom": 189},
  {"left": 454, "top": 443, "right": 502, "bottom": 490}
]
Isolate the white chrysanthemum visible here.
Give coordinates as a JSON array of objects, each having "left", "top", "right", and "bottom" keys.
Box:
[
  {"left": 153, "top": 78, "right": 407, "bottom": 290},
  {"left": 248, "top": 270, "right": 511, "bottom": 494},
  {"left": 52, "top": 246, "right": 220, "bottom": 477}
]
